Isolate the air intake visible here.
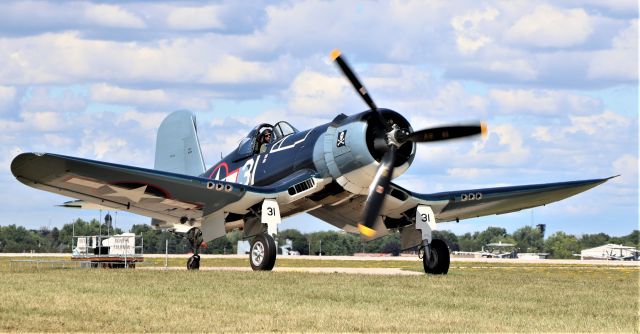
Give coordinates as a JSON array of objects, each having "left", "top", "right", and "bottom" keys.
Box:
[{"left": 288, "top": 179, "right": 315, "bottom": 195}]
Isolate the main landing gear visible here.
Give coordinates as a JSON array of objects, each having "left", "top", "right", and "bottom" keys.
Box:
[
  {"left": 420, "top": 239, "right": 450, "bottom": 275},
  {"left": 247, "top": 199, "right": 281, "bottom": 271},
  {"left": 186, "top": 227, "right": 203, "bottom": 270},
  {"left": 416, "top": 205, "right": 450, "bottom": 275}
]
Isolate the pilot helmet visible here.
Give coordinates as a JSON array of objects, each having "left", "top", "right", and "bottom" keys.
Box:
[{"left": 260, "top": 129, "right": 273, "bottom": 142}]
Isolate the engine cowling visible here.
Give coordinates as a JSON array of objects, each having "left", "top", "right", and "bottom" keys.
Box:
[{"left": 313, "top": 109, "right": 416, "bottom": 195}]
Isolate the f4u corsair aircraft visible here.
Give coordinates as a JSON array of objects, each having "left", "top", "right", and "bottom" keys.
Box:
[{"left": 11, "top": 50, "right": 613, "bottom": 274}]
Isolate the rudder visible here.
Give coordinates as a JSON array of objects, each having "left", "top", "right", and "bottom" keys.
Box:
[{"left": 154, "top": 110, "right": 206, "bottom": 176}]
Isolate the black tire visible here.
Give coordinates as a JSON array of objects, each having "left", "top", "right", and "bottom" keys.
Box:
[
  {"left": 250, "top": 234, "right": 277, "bottom": 271},
  {"left": 187, "top": 254, "right": 200, "bottom": 270},
  {"left": 423, "top": 239, "right": 450, "bottom": 275}
]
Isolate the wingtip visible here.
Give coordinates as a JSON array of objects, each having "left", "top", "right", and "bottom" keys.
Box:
[
  {"left": 358, "top": 224, "right": 377, "bottom": 238},
  {"left": 330, "top": 49, "right": 341, "bottom": 61}
]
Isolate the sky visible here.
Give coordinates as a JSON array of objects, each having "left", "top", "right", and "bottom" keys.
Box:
[{"left": 0, "top": 0, "right": 637, "bottom": 237}]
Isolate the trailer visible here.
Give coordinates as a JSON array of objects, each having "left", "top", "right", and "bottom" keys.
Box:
[{"left": 72, "top": 233, "right": 144, "bottom": 268}]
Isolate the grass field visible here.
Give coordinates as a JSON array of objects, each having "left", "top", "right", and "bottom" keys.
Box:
[{"left": 0, "top": 257, "right": 638, "bottom": 332}]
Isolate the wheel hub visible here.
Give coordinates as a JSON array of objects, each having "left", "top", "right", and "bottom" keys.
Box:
[{"left": 251, "top": 241, "right": 265, "bottom": 266}]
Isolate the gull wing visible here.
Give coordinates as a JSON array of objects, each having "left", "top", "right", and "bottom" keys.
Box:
[
  {"left": 10, "top": 153, "right": 278, "bottom": 239},
  {"left": 388, "top": 177, "right": 616, "bottom": 223}
]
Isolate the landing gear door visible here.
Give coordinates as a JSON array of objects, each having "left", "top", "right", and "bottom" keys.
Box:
[
  {"left": 261, "top": 199, "right": 281, "bottom": 236},
  {"left": 416, "top": 205, "right": 436, "bottom": 243}
]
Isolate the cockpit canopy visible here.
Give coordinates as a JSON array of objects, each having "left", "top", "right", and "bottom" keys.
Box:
[{"left": 236, "top": 121, "right": 299, "bottom": 157}]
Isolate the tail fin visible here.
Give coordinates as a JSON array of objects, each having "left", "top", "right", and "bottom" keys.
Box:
[{"left": 154, "top": 110, "right": 206, "bottom": 176}]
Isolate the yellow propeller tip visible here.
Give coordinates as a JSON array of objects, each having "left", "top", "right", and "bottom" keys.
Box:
[
  {"left": 358, "top": 224, "right": 377, "bottom": 238},
  {"left": 481, "top": 122, "right": 488, "bottom": 138},
  {"left": 330, "top": 49, "right": 342, "bottom": 61}
]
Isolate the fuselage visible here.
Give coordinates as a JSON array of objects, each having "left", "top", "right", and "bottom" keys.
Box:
[{"left": 202, "top": 109, "right": 416, "bottom": 196}]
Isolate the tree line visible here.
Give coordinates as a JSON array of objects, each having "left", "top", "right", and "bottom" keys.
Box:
[{"left": 0, "top": 218, "right": 637, "bottom": 259}]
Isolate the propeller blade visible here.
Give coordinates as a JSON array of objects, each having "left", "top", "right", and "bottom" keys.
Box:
[
  {"left": 359, "top": 146, "right": 397, "bottom": 238},
  {"left": 330, "top": 49, "right": 377, "bottom": 111},
  {"left": 330, "top": 49, "right": 387, "bottom": 127},
  {"left": 407, "top": 122, "right": 487, "bottom": 143}
]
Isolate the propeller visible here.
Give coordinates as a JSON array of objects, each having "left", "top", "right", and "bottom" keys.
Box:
[{"left": 330, "top": 49, "right": 487, "bottom": 238}]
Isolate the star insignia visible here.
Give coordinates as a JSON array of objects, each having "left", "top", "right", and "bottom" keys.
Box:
[{"left": 104, "top": 185, "right": 156, "bottom": 203}]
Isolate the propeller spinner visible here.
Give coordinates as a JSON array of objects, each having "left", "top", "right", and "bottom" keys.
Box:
[{"left": 330, "top": 49, "right": 487, "bottom": 238}]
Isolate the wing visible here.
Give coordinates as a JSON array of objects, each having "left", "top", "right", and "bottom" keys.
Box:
[
  {"left": 384, "top": 177, "right": 616, "bottom": 223},
  {"left": 10, "top": 153, "right": 288, "bottom": 239}
]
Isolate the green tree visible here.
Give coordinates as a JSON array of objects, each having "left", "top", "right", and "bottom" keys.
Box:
[
  {"left": 545, "top": 232, "right": 580, "bottom": 259},
  {"left": 363, "top": 233, "right": 401, "bottom": 254},
  {"left": 277, "top": 229, "right": 309, "bottom": 255},
  {"left": 512, "top": 226, "right": 544, "bottom": 252},
  {"left": 578, "top": 233, "right": 610, "bottom": 249},
  {"left": 479, "top": 227, "right": 509, "bottom": 244},
  {"left": 458, "top": 232, "right": 481, "bottom": 252},
  {"left": 307, "top": 231, "right": 361, "bottom": 255},
  {"left": 0, "top": 225, "right": 47, "bottom": 253},
  {"left": 610, "top": 230, "right": 639, "bottom": 248},
  {"left": 433, "top": 230, "right": 459, "bottom": 251},
  {"left": 202, "top": 236, "right": 233, "bottom": 254}
]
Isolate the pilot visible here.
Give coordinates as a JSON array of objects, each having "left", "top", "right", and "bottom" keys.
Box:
[{"left": 258, "top": 129, "right": 272, "bottom": 153}]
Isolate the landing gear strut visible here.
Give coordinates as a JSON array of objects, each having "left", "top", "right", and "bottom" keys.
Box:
[
  {"left": 186, "top": 227, "right": 202, "bottom": 270},
  {"left": 415, "top": 205, "right": 450, "bottom": 275}
]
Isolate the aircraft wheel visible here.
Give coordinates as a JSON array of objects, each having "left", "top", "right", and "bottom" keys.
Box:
[
  {"left": 423, "top": 239, "right": 450, "bottom": 275},
  {"left": 250, "top": 234, "right": 276, "bottom": 271},
  {"left": 187, "top": 254, "right": 200, "bottom": 270}
]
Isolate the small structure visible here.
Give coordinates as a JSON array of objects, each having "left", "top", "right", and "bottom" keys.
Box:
[
  {"left": 580, "top": 244, "right": 639, "bottom": 261},
  {"left": 481, "top": 241, "right": 517, "bottom": 258},
  {"left": 72, "top": 233, "right": 144, "bottom": 268},
  {"left": 237, "top": 240, "right": 250, "bottom": 255},
  {"left": 280, "top": 239, "right": 300, "bottom": 255},
  {"left": 517, "top": 252, "right": 549, "bottom": 260}
]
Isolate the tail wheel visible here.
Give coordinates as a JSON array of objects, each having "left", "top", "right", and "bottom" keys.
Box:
[
  {"left": 187, "top": 254, "right": 200, "bottom": 270},
  {"left": 250, "top": 234, "right": 276, "bottom": 271},
  {"left": 423, "top": 239, "right": 450, "bottom": 275}
]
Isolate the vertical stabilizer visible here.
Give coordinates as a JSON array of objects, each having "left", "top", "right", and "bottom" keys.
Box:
[{"left": 154, "top": 110, "right": 206, "bottom": 176}]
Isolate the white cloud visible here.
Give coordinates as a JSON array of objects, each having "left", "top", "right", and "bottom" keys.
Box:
[
  {"left": 83, "top": 4, "right": 145, "bottom": 29},
  {"left": 487, "top": 59, "right": 538, "bottom": 81},
  {"left": 505, "top": 5, "right": 593, "bottom": 48},
  {"left": 286, "top": 70, "right": 353, "bottom": 116},
  {"left": 611, "top": 154, "right": 638, "bottom": 186},
  {"left": 532, "top": 127, "right": 552, "bottom": 142},
  {"left": 0, "top": 85, "right": 16, "bottom": 113},
  {"left": 471, "top": 124, "right": 530, "bottom": 166},
  {"left": 0, "top": 32, "right": 284, "bottom": 87},
  {"left": 19, "top": 87, "right": 86, "bottom": 114},
  {"left": 587, "top": 19, "right": 638, "bottom": 81},
  {"left": 421, "top": 82, "right": 488, "bottom": 118},
  {"left": 446, "top": 167, "right": 496, "bottom": 179},
  {"left": 117, "top": 110, "right": 168, "bottom": 131},
  {"left": 566, "top": 110, "right": 630, "bottom": 136},
  {"left": 490, "top": 89, "right": 601, "bottom": 114},
  {"left": 90, "top": 83, "right": 169, "bottom": 105},
  {"left": 78, "top": 137, "right": 128, "bottom": 160},
  {"left": 167, "top": 5, "right": 224, "bottom": 30},
  {"left": 21, "top": 111, "right": 68, "bottom": 132},
  {"left": 451, "top": 7, "right": 500, "bottom": 54}
]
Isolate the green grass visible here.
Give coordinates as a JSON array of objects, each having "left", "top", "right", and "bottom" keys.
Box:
[{"left": 0, "top": 258, "right": 638, "bottom": 332}]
